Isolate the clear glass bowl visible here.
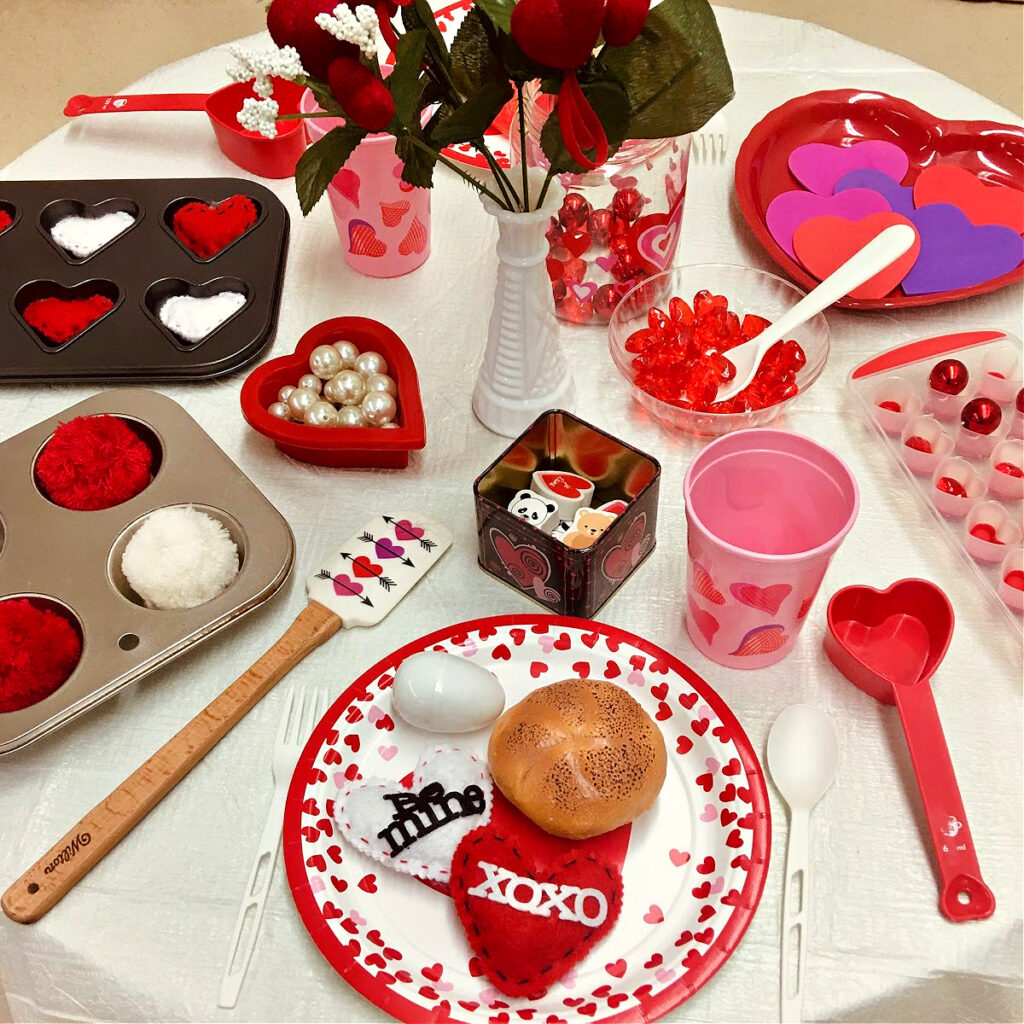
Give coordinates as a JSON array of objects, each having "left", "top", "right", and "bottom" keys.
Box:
[{"left": 608, "top": 264, "right": 831, "bottom": 437}]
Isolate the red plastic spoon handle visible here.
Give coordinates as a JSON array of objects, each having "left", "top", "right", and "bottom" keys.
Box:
[
  {"left": 64, "top": 93, "right": 210, "bottom": 116},
  {"left": 893, "top": 679, "right": 995, "bottom": 922}
]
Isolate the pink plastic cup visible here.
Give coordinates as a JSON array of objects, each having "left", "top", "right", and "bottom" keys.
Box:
[
  {"left": 301, "top": 88, "right": 430, "bottom": 278},
  {"left": 683, "top": 428, "right": 859, "bottom": 669}
]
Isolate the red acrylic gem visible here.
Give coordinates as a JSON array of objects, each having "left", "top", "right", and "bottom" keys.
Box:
[
  {"left": 936, "top": 476, "right": 968, "bottom": 497},
  {"left": 929, "top": 358, "right": 969, "bottom": 396},
  {"left": 611, "top": 252, "right": 644, "bottom": 282},
  {"left": 593, "top": 283, "right": 621, "bottom": 320},
  {"left": 1005, "top": 569, "right": 1024, "bottom": 591},
  {"left": 969, "top": 522, "right": 1002, "bottom": 544},
  {"left": 608, "top": 234, "right": 630, "bottom": 256},
  {"left": 878, "top": 400, "right": 902, "bottom": 413},
  {"left": 904, "top": 435, "right": 933, "bottom": 453},
  {"left": 612, "top": 187, "right": 643, "bottom": 223},
  {"left": 562, "top": 256, "right": 587, "bottom": 283},
  {"left": 545, "top": 220, "right": 567, "bottom": 258},
  {"left": 551, "top": 277, "right": 567, "bottom": 302},
  {"left": 669, "top": 297, "right": 694, "bottom": 324},
  {"left": 995, "top": 461, "right": 1024, "bottom": 478},
  {"left": 740, "top": 313, "right": 771, "bottom": 339},
  {"left": 545, "top": 255, "right": 564, "bottom": 280},
  {"left": 558, "top": 193, "right": 592, "bottom": 231},
  {"left": 960, "top": 397, "right": 1001, "bottom": 435}
]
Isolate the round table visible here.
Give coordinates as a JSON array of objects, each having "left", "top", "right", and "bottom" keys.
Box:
[{"left": 1, "top": 7, "right": 1021, "bottom": 1023}]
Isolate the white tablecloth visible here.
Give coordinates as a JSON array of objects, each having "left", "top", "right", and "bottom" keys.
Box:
[{"left": 1, "top": 8, "right": 1021, "bottom": 1022}]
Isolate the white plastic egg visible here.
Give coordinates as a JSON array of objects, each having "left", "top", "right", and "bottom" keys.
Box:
[{"left": 392, "top": 651, "right": 505, "bottom": 733}]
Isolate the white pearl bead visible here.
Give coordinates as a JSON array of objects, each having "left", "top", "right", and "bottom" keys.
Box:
[
  {"left": 354, "top": 351, "right": 387, "bottom": 377},
  {"left": 304, "top": 400, "right": 341, "bottom": 427},
  {"left": 309, "top": 344, "right": 343, "bottom": 379},
  {"left": 332, "top": 340, "right": 360, "bottom": 369},
  {"left": 268, "top": 401, "right": 292, "bottom": 420},
  {"left": 324, "top": 369, "right": 366, "bottom": 406},
  {"left": 362, "top": 391, "right": 397, "bottom": 427},
  {"left": 381, "top": 421, "right": 400, "bottom": 429},
  {"left": 337, "top": 405, "right": 368, "bottom": 428},
  {"left": 286, "top": 387, "right": 318, "bottom": 418},
  {"left": 278, "top": 385, "right": 296, "bottom": 404},
  {"left": 364, "top": 373, "right": 396, "bottom": 396},
  {"left": 297, "top": 373, "right": 322, "bottom": 395}
]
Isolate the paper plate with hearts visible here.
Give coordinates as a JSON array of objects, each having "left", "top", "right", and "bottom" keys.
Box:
[
  {"left": 734, "top": 89, "right": 1024, "bottom": 309},
  {"left": 283, "top": 615, "right": 770, "bottom": 1024}
]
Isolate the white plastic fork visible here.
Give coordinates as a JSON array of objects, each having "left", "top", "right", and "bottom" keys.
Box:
[
  {"left": 217, "top": 687, "right": 328, "bottom": 1008},
  {"left": 693, "top": 110, "right": 729, "bottom": 164}
]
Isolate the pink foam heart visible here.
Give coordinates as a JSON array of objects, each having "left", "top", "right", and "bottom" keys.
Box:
[
  {"left": 568, "top": 280, "right": 597, "bottom": 302},
  {"left": 595, "top": 253, "right": 618, "bottom": 272},
  {"left": 789, "top": 140, "right": 909, "bottom": 196},
  {"left": 766, "top": 188, "right": 891, "bottom": 258}
]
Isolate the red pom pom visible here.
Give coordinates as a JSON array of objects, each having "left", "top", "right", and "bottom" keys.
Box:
[
  {"left": 510, "top": 0, "right": 606, "bottom": 70},
  {"left": 0, "top": 599, "right": 82, "bottom": 713},
  {"left": 0, "top": 208, "right": 12, "bottom": 234},
  {"left": 267, "top": 0, "right": 359, "bottom": 79},
  {"left": 327, "top": 57, "right": 396, "bottom": 132},
  {"left": 22, "top": 294, "right": 114, "bottom": 344},
  {"left": 601, "top": 0, "right": 649, "bottom": 46},
  {"left": 36, "top": 415, "right": 154, "bottom": 511}
]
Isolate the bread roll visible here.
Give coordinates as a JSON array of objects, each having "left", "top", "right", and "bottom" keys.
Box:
[{"left": 487, "top": 678, "right": 667, "bottom": 839}]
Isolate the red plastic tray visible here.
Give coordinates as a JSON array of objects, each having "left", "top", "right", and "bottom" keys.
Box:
[
  {"left": 734, "top": 89, "right": 1024, "bottom": 310},
  {"left": 240, "top": 317, "right": 425, "bottom": 468}
]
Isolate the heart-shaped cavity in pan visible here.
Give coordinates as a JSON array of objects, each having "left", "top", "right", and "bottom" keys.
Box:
[
  {"left": 38, "top": 197, "right": 141, "bottom": 263},
  {"left": 142, "top": 276, "right": 252, "bottom": 349},
  {"left": 12, "top": 278, "right": 122, "bottom": 350}
]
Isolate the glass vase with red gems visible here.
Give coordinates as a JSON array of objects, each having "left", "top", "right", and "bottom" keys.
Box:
[{"left": 510, "top": 85, "right": 691, "bottom": 327}]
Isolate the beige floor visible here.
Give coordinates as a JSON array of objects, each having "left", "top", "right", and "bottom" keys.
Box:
[{"left": 0, "top": 0, "right": 1021, "bottom": 170}]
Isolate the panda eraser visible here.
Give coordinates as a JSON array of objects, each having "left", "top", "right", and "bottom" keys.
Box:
[
  {"left": 508, "top": 489, "right": 559, "bottom": 531},
  {"left": 530, "top": 470, "right": 595, "bottom": 522}
]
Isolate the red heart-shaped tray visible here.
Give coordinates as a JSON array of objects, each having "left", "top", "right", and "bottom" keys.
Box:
[
  {"left": 240, "top": 316, "right": 425, "bottom": 468},
  {"left": 734, "top": 89, "right": 1024, "bottom": 309}
]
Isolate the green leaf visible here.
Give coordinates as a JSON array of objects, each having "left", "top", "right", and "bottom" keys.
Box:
[
  {"left": 297, "top": 74, "right": 345, "bottom": 117},
  {"left": 402, "top": 0, "right": 450, "bottom": 70},
  {"left": 602, "top": 0, "right": 733, "bottom": 140},
  {"left": 540, "top": 76, "right": 630, "bottom": 174},
  {"left": 387, "top": 30, "right": 428, "bottom": 125},
  {"left": 395, "top": 135, "right": 437, "bottom": 188},
  {"left": 295, "top": 125, "right": 366, "bottom": 216},
  {"left": 475, "top": 0, "right": 515, "bottom": 34},
  {"left": 449, "top": 7, "right": 504, "bottom": 98},
  {"left": 430, "top": 80, "right": 513, "bottom": 146}
]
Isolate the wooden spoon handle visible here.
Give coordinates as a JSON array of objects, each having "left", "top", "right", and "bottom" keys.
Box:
[{"left": 1, "top": 601, "right": 341, "bottom": 925}]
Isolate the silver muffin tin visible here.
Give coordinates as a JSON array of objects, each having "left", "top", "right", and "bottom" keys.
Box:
[{"left": 0, "top": 389, "right": 294, "bottom": 754}]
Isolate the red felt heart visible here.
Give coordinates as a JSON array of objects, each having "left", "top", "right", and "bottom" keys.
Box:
[
  {"left": 510, "top": 0, "right": 606, "bottom": 70},
  {"left": 793, "top": 213, "right": 920, "bottom": 299},
  {"left": 451, "top": 827, "right": 623, "bottom": 998},
  {"left": 172, "top": 195, "right": 259, "bottom": 259},
  {"left": 914, "top": 165, "right": 1024, "bottom": 233},
  {"left": 21, "top": 292, "right": 115, "bottom": 345}
]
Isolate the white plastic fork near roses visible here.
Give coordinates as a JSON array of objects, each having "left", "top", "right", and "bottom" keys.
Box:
[{"left": 714, "top": 224, "right": 917, "bottom": 403}]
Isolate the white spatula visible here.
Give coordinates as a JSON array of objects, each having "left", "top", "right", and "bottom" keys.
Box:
[{"left": 2, "top": 512, "right": 451, "bottom": 924}]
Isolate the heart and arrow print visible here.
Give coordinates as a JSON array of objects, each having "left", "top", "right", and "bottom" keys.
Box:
[{"left": 307, "top": 513, "right": 445, "bottom": 625}]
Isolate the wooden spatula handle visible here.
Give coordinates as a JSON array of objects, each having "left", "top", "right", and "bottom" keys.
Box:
[{"left": 2, "top": 601, "right": 341, "bottom": 925}]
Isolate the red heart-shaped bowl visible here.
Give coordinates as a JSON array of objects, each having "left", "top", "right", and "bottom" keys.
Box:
[
  {"left": 240, "top": 316, "right": 425, "bottom": 468},
  {"left": 735, "top": 89, "right": 1024, "bottom": 309}
]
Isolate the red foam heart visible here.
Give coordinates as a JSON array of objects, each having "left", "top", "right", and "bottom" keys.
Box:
[
  {"left": 172, "top": 195, "right": 259, "bottom": 259},
  {"left": 793, "top": 213, "right": 920, "bottom": 299},
  {"left": 914, "top": 165, "right": 1024, "bottom": 233}
]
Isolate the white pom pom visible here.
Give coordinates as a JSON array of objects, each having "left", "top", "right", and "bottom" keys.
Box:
[{"left": 122, "top": 506, "right": 240, "bottom": 610}]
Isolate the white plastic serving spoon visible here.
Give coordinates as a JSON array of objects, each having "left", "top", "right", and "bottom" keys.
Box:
[
  {"left": 766, "top": 704, "right": 840, "bottom": 1024},
  {"left": 714, "top": 223, "right": 917, "bottom": 402}
]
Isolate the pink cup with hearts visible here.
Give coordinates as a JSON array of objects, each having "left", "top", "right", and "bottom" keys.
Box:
[
  {"left": 683, "top": 429, "right": 859, "bottom": 669},
  {"left": 302, "top": 88, "right": 431, "bottom": 278}
]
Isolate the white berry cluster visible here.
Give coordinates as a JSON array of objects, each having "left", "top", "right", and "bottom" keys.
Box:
[
  {"left": 315, "top": 4, "right": 380, "bottom": 60},
  {"left": 236, "top": 97, "right": 281, "bottom": 139},
  {"left": 227, "top": 43, "right": 306, "bottom": 97}
]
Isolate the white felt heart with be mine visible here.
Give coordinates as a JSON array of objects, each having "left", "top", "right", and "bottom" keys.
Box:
[{"left": 334, "top": 746, "right": 492, "bottom": 882}]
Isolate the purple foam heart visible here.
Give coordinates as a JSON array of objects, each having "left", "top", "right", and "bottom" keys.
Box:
[
  {"left": 901, "top": 202, "right": 1024, "bottom": 295},
  {"left": 766, "top": 188, "right": 891, "bottom": 258},
  {"left": 835, "top": 169, "right": 916, "bottom": 217},
  {"left": 789, "top": 140, "right": 909, "bottom": 196}
]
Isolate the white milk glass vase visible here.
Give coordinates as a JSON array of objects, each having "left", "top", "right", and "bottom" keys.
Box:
[{"left": 473, "top": 167, "right": 575, "bottom": 437}]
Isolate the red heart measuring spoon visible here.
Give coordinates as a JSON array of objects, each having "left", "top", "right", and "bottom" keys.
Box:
[{"left": 825, "top": 578, "right": 995, "bottom": 922}]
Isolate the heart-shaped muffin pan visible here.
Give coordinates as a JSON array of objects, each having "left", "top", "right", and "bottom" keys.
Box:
[
  {"left": 735, "top": 89, "right": 1024, "bottom": 309},
  {"left": 13, "top": 279, "right": 121, "bottom": 350},
  {"left": 38, "top": 197, "right": 140, "bottom": 263},
  {"left": 142, "top": 277, "right": 251, "bottom": 349}
]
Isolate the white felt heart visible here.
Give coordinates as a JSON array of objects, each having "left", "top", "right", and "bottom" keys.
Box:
[
  {"left": 50, "top": 211, "right": 136, "bottom": 257},
  {"left": 335, "top": 746, "right": 491, "bottom": 882},
  {"left": 157, "top": 291, "right": 246, "bottom": 343}
]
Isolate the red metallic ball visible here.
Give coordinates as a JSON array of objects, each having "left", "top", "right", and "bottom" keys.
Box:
[
  {"left": 929, "top": 358, "right": 969, "bottom": 396},
  {"left": 612, "top": 187, "right": 644, "bottom": 223},
  {"left": 960, "top": 397, "right": 1002, "bottom": 435},
  {"left": 611, "top": 252, "right": 644, "bottom": 282},
  {"left": 587, "top": 208, "right": 614, "bottom": 247},
  {"left": 559, "top": 193, "right": 592, "bottom": 232},
  {"left": 593, "top": 283, "right": 622, "bottom": 320}
]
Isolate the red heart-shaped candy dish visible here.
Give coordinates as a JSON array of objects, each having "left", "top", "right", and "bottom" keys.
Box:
[
  {"left": 735, "top": 89, "right": 1024, "bottom": 309},
  {"left": 240, "top": 316, "right": 425, "bottom": 468}
]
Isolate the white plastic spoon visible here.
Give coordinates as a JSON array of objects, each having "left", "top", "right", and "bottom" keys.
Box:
[
  {"left": 714, "top": 224, "right": 917, "bottom": 402},
  {"left": 766, "top": 704, "right": 840, "bottom": 1024}
]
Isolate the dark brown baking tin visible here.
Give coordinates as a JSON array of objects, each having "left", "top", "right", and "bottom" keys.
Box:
[
  {"left": 0, "top": 178, "right": 288, "bottom": 382},
  {"left": 473, "top": 409, "right": 661, "bottom": 618}
]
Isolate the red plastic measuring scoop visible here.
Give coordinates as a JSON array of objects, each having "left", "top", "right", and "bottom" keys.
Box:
[
  {"left": 825, "top": 578, "right": 995, "bottom": 923},
  {"left": 64, "top": 78, "right": 306, "bottom": 179}
]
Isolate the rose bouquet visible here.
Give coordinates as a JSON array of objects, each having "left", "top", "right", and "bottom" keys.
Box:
[{"left": 234, "top": 0, "right": 734, "bottom": 215}]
